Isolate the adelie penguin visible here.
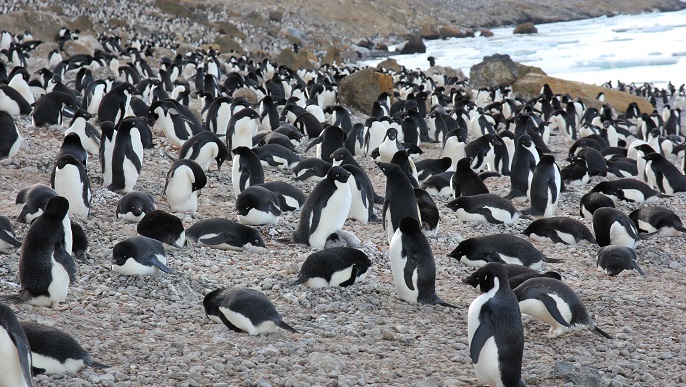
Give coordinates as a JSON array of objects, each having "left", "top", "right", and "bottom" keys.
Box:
[
  {"left": 165, "top": 159, "right": 207, "bottom": 213},
  {"left": 51, "top": 154, "right": 91, "bottom": 218},
  {"left": 447, "top": 193, "right": 519, "bottom": 225},
  {"left": 178, "top": 131, "right": 229, "bottom": 172},
  {"left": 305, "top": 125, "right": 347, "bottom": 163},
  {"left": 137, "top": 210, "right": 185, "bottom": 250},
  {"left": 591, "top": 178, "right": 663, "bottom": 203},
  {"left": 186, "top": 218, "right": 265, "bottom": 251},
  {"left": 108, "top": 117, "right": 144, "bottom": 193},
  {"left": 579, "top": 191, "right": 615, "bottom": 219},
  {"left": 522, "top": 155, "right": 562, "bottom": 218},
  {"left": 203, "top": 287, "right": 298, "bottom": 335},
  {"left": 597, "top": 245, "right": 645, "bottom": 276},
  {"left": 231, "top": 146, "right": 264, "bottom": 196},
  {"left": 0, "top": 302, "right": 33, "bottom": 387},
  {"left": 463, "top": 263, "right": 562, "bottom": 292},
  {"left": 292, "top": 158, "right": 331, "bottom": 182},
  {"left": 16, "top": 184, "right": 58, "bottom": 223},
  {"left": 467, "top": 263, "right": 525, "bottom": 387},
  {"left": 451, "top": 157, "right": 489, "bottom": 198},
  {"left": 0, "top": 215, "right": 22, "bottom": 253},
  {"left": 0, "top": 111, "right": 21, "bottom": 162},
  {"left": 523, "top": 217, "right": 595, "bottom": 245},
  {"left": 1, "top": 197, "right": 75, "bottom": 309},
  {"left": 449, "top": 234, "right": 562, "bottom": 270},
  {"left": 506, "top": 134, "right": 540, "bottom": 203},
  {"left": 643, "top": 152, "right": 686, "bottom": 195},
  {"left": 98, "top": 82, "right": 136, "bottom": 125},
  {"left": 292, "top": 166, "right": 353, "bottom": 249},
  {"left": 389, "top": 217, "right": 454, "bottom": 307},
  {"left": 0, "top": 84, "right": 32, "bottom": 116},
  {"left": 31, "top": 91, "right": 79, "bottom": 128},
  {"left": 116, "top": 191, "right": 156, "bottom": 222},
  {"left": 592, "top": 207, "right": 641, "bottom": 249},
  {"left": 236, "top": 186, "right": 283, "bottom": 226},
  {"left": 629, "top": 206, "right": 686, "bottom": 236},
  {"left": 514, "top": 277, "right": 612, "bottom": 339},
  {"left": 111, "top": 235, "right": 173, "bottom": 275},
  {"left": 291, "top": 247, "right": 371, "bottom": 287},
  {"left": 20, "top": 321, "right": 109, "bottom": 374},
  {"left": 65, "top": 109, "right": 100, "bottom": 155},
  {"left": 377, "top": 161, "right": 421, "bottom": 244},
  {"left": 255, "top": 181, "right": 306, "bottom": 212}
]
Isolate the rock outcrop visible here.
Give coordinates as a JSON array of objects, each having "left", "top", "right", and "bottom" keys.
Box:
[
  {"left": 339, "top": 68, "right": 393, "bottom": 114},
  {"left": 469, "top": 54, "right": 520, "bottom": 88},
  {"left": 399, "top": 35, "right": 426, "bottom": 55},
  {"left": 513, "top": 22, "right": 538, "bottom": 34}
]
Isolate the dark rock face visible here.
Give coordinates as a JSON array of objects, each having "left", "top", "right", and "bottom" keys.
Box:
[
  {"left": 399, "top": 35, "right": 426, "bottom": 55},
  {"left": 469, "top": 54, "right": 520, "bottom": 88},
  {"left": 339, "top": 68, "right": 393, "bottom": 115},
  {"left": 514, "top": 22, "right": 538, "bottom": 34}
]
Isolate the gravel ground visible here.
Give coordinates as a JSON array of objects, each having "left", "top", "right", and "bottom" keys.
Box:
[{"left": 2, "top": 52, "right": 686, "bottom": 387}]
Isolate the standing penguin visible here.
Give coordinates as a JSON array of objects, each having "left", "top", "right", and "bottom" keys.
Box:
[
  {"left": 341, "top": 162, "right": 378, "bottom": 225},
  {"left": 203, "top": 287, "right": 297, "bottom": 335},
  {"left": 643, "top": 152, "right": 686, "bottom": 195},
  {"left": 165, "top": 159, "right": 207, "bottom": 213},
  {"left": 0, "top": 111, "right": 21, "bottom": 161},
  {"left": 108, "top": 117, "right": 144, "bottom": 193},
  {"left": 514, "top": 277, "right": 612, "bottom": 338},
  {"left": 0, "top": 197, "right": 75, "bottom": 309},
  {"left": 389, "top": 217, "right": 454, "bottom": 307},
  {"left": 522, "top": 155, "right": 561, "bottom": 218},
  {"left": 97, "top": 82, "right": 136, "bottom": 125},
  {"left": 0, "top": 302, "right": 32, "bottom": 387},
  {"left": 592, "top": 207, "right": 641, "bottom": 248},
  {"left": 377, "top": 161, "right": 421, "bottom": 244},
  {"left": 0, "top": 216, "right": 22, "bottom": 253},
  {"left": 467, "top": 263, "right": 525, "bottom": 387},
  {"left": 51, "top": 154, "right": 91, "bottom": 218},
  {"left": 451, "top": 158, "right": 489, "bottom": 198},
  {"left": 305, "top": 125, "right": 347, "bottom": 163},
  {"left": 377, "top": 128, "right": 404, "bottom": 163},
  {"left": 227, "top": 108, "right": 260, "bottom": 150},
  {"left": 111, "top": 236, "right": 173, "bottom": 275},
  {"left": 21, "top": 321, "right": 109, "bottom": 374},
  {"left": 291, "top": 247, "right": 371, "bottom": 287},
  {"left": 231, "top": 146, "right": 265, "bottom": 196},
  {"left": 506, "top": 135, "right": 540, "bottom": 203},
  {"left": 292, "top": 166, "right": 353, "bottom": 249},
  {"left": 178, "top": 131, "right": 229, "bottom": 172},
  {"left": 65, "top": 110, "right": 100, "bottom": 155}
]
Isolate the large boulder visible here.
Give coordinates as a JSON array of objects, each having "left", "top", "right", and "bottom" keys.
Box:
[
  {"left": 512, "top": 73, "right": 654, "bottom": 113},
  {"left": 420, "top": 23, "right": 441, "bottom": 40},
  {"left": 214, "top": 34, "right": 244, "bottom": 55},
  {"left": 276, "top": 48, "right": 314, "bottom": 71},
  {"left": 480, "top": 28, "right": 494, "bottom": 37},
  {"left": 426, "top": 65, "right": 467, "bottom": 83},
  {"left": 0, "top": 11, "right": 68, "bottom": 42},
  {"left": 155, "top": 0, "right": 192, "bottom": 18},
  {"left": 339, "top": 68, "right": 393, "bottom": 115},
  {"left": 214, "top": 21, "right": 246, "bottom": 40},
  {"left": 513, "top": 22, "right": 538, "bottom": 34},
  {"left": 399, "top": 35, "right": 426, "bottom": 55},
  {"left": 69, "top": 15, "right": 93, "bottom": 34},
  {"left": 439, "top": 26, "right": 474, "bottom": 39},
  {"left": 470, "top": 54, "right": 520, "bottom": 88},
  {"left": 321, "top": 46, "right": 343, "bottom": 66},
  {"left": 376, "top": 58, "right": 402, "bottom": 73},
  {"left": 63, "top": 34, "right": 103, "bottom": 56}
]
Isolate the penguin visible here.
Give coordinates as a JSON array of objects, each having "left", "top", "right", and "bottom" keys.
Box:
[
  {"left": 506, "top": 135, "right": 540, "bottom": 203},
  {"left": 31, "top": 91, "right": 79, "bottom": 128},
  {"left": 178, "top": 131, "right": 229, "bottom": 172},
  {"left": 50, "top": 154, "right": 91, "bottom": 218},
  {"left": 111, "top": 235, "right": 173, "bottom": 275},
  {"left": 464, "top": 133, "right": 502, "bottom": 172},
  {"left": 97, "top": 82, "right": 136, "bottom": 125},
  {"left": 363, "top": 118, "right": 387, "bottom": 157},
  {"left": 324, "top": 105, "right": 353, "bottom": 134},
  {"left": 414, "top": 188, "right": 440, "bottom": 236},
  {"left": 236, "top": 186, "right": 283, "bottom": 226},
  {"left": 420, "top": 171, "right": 454, "bottom": 197},
  {"left": 203, "top": 287, "right": 297, "bottom": 335},
  {"left": 579, "top": 191, "right": 615, "bottom": 219},
  {"left": 7, "top": 67, "right": 34, "bottom": 105},
  {"left": 165, "top": 159, "right": 207, "bottom": 213},
  {"left": 590, "top": 178, "right": 662, "bottom": 203},
  {"left": 20, "top": 321, "right": 108, "bottom": 374},
  {"left": 16, "top": 184, "right": 58, "bottom": 223},
  {"left": 291, "top": 247, "right": 371, "bottom": 287},
  {"left": 70, "top": 221, "right": 89, "bottom": 264},
  {"left": 629, "top": 206, "right": 686, "bottom": 236},
  {"left": 231, "top": 146, "right": 265, "bottom": 196},
  {"left": 514, "top": 277, "right": 612, "bottom": 338},
  {"left": 57, "top": 133, "right": 88, "bottom": 172},
  {"left": 186, "top": 218, "right": 265, "bottom": 250},
  {"left": 0, "top": 111, "right": 21, "bottom": 161},
  {"left": 274, "top": 124, "right": 304, "bottom": 146},
  {"left": 415, "top": 157, "right": 452, "bottom": 181},
  {"left": 606, "top": 160, "right": 638, "bottom": 178},
  {"left": 82, "top": 79, "right": 107, "bottom": 115},
  {"left": 389, "top": 149, "right": 419, "bottom": 187},
  {"left": 108, "top": 117, "right": 144, "bottom": 193},
  {"left": 99, "top": 121, "right": 117, "bottom": 188},
  {"left": 0, "top": 302, "right": 32, "bottom": 387},
  {"left": 252, "top": 144, "right": 301, "bottom": 170},
  {"left": 463, "top": 263, "right": 561, "bottom": 291},
  {"left": 451, "top": 158, "right": 489, "bottom": 198},
  {"left": 560, "top": 158, "right": 590, "bottom": 186},
  {"left": 292, "top": 158, "right": 331, "bottom": 182},
  {"left": 576, "top": 147, "right": 607, "bottom": 177},
  {"left": 294, "top": 111, "right": 323, "bottom": 139},
  {"left": 137, "top": 210, "right": 185, "bottom": 250},
  {"left": 0, "top": 216, "right": 22, "bottom": 253},
  {"left": 255, "top": 181, "right": 306, "bottom": 212},
  {"left": 148, "top": 99, "right": 203, "bottom": 147},
  {"left": 447, "top": 193, "right": 519, "bottom": 225},
  {"left": 389, "top": 217, "right": 454, "bottom": 307},
  {"left": 116, "top": 191, "right": 157, "bottom": 222},
  {"left": 344, "top": 122, "right": 366, "bottom": 156},
  {"left": 305, "top": 125, "right": 347, "bottom": 164},
  {"left": 292, "top": 166, "right": 352, "bottom": 249},
  {"left": 65, "top": 110, "right": 100, "bottom": 155},
  {"left": 467, "top": 263, "right": 525, "bottom": 387},
  {"left": 523, "top": 217, "right": 596, "bottom": 245},
  {"left": 522, "top": 155, "right": 561, "bottom": 218},
  {"left": 258, "top": 95, "right": 280, "bottom": 131},
  {"left": 592, "top": 207, "right": 641, "bottom": 248},
  {"left": 643, "top": 152, "right": 686, "bottom": 195},
  {"left": 227, "top": 108, "right": 260, "bottom": 150},
  {"left": 448, "top": 234, "right": 561, "bottom": 270},
  {"left": 0, "top": 197, "right": 75, "bottom": 309},
  {"left": 377, "top": 161, "right": 421, "bottom": 244},
  {"left": 596, "top": 245, "right": 645, "bottom": 276},
  {"left": 377, "top": 128, "right": 404, "bottom": 163},
  {"left": 441, "top": 129, "right": 467, "bottom": 170},
  {"left": 0, "top": 85, "right": 32, "bottom": 116}
]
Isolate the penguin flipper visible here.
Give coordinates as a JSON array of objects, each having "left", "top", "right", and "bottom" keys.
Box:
[
  {"left": 289, "top": 276, "right": 307, "bottom": 287},
  {"left": 476, "top": 207, "right": 502, "bottom": 225},
  {"left": 338, "top": 265, "right": 358, "bottom": 287},
  {"left": 198, "top": 233, "right": 241, "bottom": 248},
  {"left": 470, "top": 303, "right": 496, "bottom": 364},
  {"left": 9, "top": 330, "right": 33, "bottom": 386},
  {"left": 633, "top": 260, "right": 646, "bottom": 275},
  {"left": 293, "top": 170, "right": 316, "bottom": 181},
  {"left": 304, "top": 136, "right": 322, "bottom": 152},
  {"left": 535, "top": 293, "right": 571, "bottom": 328},
  {"left": 402, "top": 251, "right": 417, "bottom": 291},
  {"left": 374, "top": 192, "right": 384, "bottom": 204},
  {"left": 0, "top": 231, "right": 22, "bottom": 247},
  {"left": 590, "top": 324, "right": 613, "bottom": 339},
  {"left": 146, "top": 255, "right": 174, "bottom": 273}
]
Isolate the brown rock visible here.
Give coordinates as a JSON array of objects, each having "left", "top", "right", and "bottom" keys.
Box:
[
  {"left": 215, "top": 21, "right": 246, "bottom": 40},
  {"left": 513, "top": 22, "right": 538, "bottom": 34},
  {"left": 470, "top": 54, "right": 519, "bottom": 88},
  {"left": 516, "top": 63, "right": 547, "bottom": 78},
  {"left": 322, "top": 46, "right": 343, "bottom": 66},
  {"left": 479, "top": 28, "right": 494, "bottom": 37},
  {"left": 108, "top": 18, "right": 128, "bottom": 29},
  {"left": 356, "top": 39, "right": 373, "bottom": 50},
  {"left": 269, "top": 10, "right": 283, "bottom": 22},
  {"left": 420, "top": 23, "right": 441, "bottom": 40},
  {"left": 512, "top": 73, "right": 653, "bottom": 113},
  {"left": 0, "top": 11, "right": 68, "bottom": 42},
  {"left": 277, "top": 48, "right": 314, "bottom": 71},
  {"left": 340, "top": 68, "right": 393, "bottom": 114},
  {"left": 245, "top": 11, "right": 269, "bottom": 28},
  {"left": 376, "top": 58, "right": 401, "bottom": 72},
  {"left": 31, "top": 42, "right": 60, "bottom": 65},
  {"left": 64, "top": 34, "right": 103, "bottom": 56},
  {"left": 175, "top": 43, "right": 201, "bottom": 56},
  {"left": 232, "top": 88, "right": 258, "bottom": 104},
  {"left": 399, "top": 35, "right": 426, "bottom": 55},
  {"left": 155, "top": 0, "right": 192, "bottom": 18},
  {"left": 200, "top": 44, "right": 221, "bottom": 52},
  {"left": 426, "top": 66, "right": 466, "bottom": 83},
  {"left": 214, "top": 34, "right": 244, "bottom": 55},
  {"left": 69, "top": 15, "right": 93, "bottom": 34},
  {"left": 438, "top": 26, "right": 473, "bottom": 39}
]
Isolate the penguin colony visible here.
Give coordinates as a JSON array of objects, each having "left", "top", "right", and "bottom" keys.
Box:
[{"left": 0, "top": 26, "right": 685, "bottom": 386}]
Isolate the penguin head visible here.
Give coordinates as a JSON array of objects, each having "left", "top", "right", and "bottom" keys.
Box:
[
  {"left": 246, "top": 227, "right": 265, "bottom": 248},
  {"left": 55, "top": 153, "right": 82, "bottom": 170},
  {"left": 43, "top": 196, "right": 70, "bottom": 220},
  {"left": 475, "top": 262, "right": 509, "bottom": 293},
  {"left": 455, "top": 157, "right": 473, "bottom": 171},
  {"left": 327, "top": 166, "right": 350, "bottom": 184},
  {"left": 375, "top": 161, "right": 399, "bottom": 176},
  {"left": 330, "top": 147, "right": 350, "bottom": 163},
  {"left": 642, "top": 152, "right": 662, "bottom": 162},
  {"left": 518, "top": 134, "right": 533, "bottom": 148},
  {"left": 398, "top": 216, "right": 421, "bottom": 234},
  {"left": 137, "top": 210, "right": 185, "bottom": 248},
  {"left": 384, "top": 128, "right": 398, "bottom": 141}
]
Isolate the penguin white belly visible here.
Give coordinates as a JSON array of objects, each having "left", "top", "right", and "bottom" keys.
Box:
[
  {"left": 6, "top": 132, "right": 21, "bottom": 160},
  {"left": 609, "top": 222, "right": 640, "bottom": 248},
  {"left": 0, "top": 93, "right": 20, "bottom": 116},
  {"left": 281, "top": 195, "right": 301, "bottom": 211},
  {"left": 167, "top": 178, "right": 196, "bottom": 213},
  {"left": 347, "top": 178, "right": 368, "bottom": 224},
  {"left": 54, "top": 166, "right": 89, "bottom": 218},
  {"left": 456, "top": 208, "right": 488, "bottom": 223},
  {"left": 215, "top": 104, "right": 231, "bottom": 136},
  {"left": 0, "top": 328, "right": 29, "bottom": 387},
  {"left": 304, "top": 277, "right": 331, "bottom": 288},
  {"left": 389, "top": 229, "right": 419, "bottom": 303},
  {"left": 157, "top": 116, "right": 184, "bottom": 147},
  {"left": 308, "top": 184, "right": 351, "bottom": 249},
  {"left": 231, "top": 156, "right": 242, "bottom": 195},
  {"left": 329, "top": 266, "right": 354, "bottom": 287},
  {"left": 62, "top": 215, "right": 73, "bottom": 256},
  {"left": 102, "top": 141, "right": 115, "bottom": 187},
  {"left": 118, "top": 211, "right": 145, "bottom": 223},
  {"left": 529, "top": 233, "right": 553, "bottom": 243},
  {"left": 366, "top": 132, "right": 385, "bottom": 157},
  {"left": 384, "top": 208, "right": 394, "bottom": 243},
  {"left": 31, "top": 352, "right": 85, "bottom": 374},
  {"left": 121, "top": 156, "right": 140, "bottom": 193},
  {"left": 172, "top": 231, "right": 186, "bottom": 249},
  {"left": 193, "top": 143, "right": 218, "bottom": 171},
  {"left": 219, "top": 306, "right": 278, "bottom": 335},
  {"left": 32, "top": 258, "right": 70, "bottom": 308},
  {"left": 519, "top": 294, "right": 572, "bottom": 336},
  {"left": 555, "top": 230, "right": 578, "bottom": 245},
  {"left": 295, "top": 169, "right": 325, "bottom": 182},
  {"left": 87, "top": 90, "right": 104, "bottom": 114},
  {"left": 231, "top": 121, "right": 255, "bottom": 149},
  {"left": 378, "top": 141, "right": 398, "bottom": 163},
  {"left": 113, "top": 254, "right": 167, "bottom": 275},
  {"left": 238, "top": 208, "right": 279, "bottom": 226},
  {"left": 473, "top": 337, "right": 502, "bottom": 387}
]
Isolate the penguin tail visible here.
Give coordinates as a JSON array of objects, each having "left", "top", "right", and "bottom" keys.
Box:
[
  {"left": 85, "top": 357, "right": 110, "bottom": 369},
  {"left": 633, "top": 261, "right": 646, "bottom": 276},
  {"left": 0, "top": 291, "right": 29, "bottom": 304},
  {"left": 289, "top": 277, "right": 306, "bottom": 287},
  {"left": 75, "top": 251, "right": 90, "bottom": 264},
  {"left": 675, "top": 224, "right": 686, "bottom": 233},
  {"left": 374, "top": 193, "right": 384, "bottom": 204},
  {"left": 542, "top": 256, "right": 564, "bottom": 264},
  {"left": 278, "top": 320, "right": 299, "bottom": 333},
  {"left": 658, "top": 193, "right": 672, "bottom": 198},
  {"left": 590, "top": 324, "right": 613, "bottom": 339},
  {"left": 163, "top": 151, "right": 177, "bottom": 161}
]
